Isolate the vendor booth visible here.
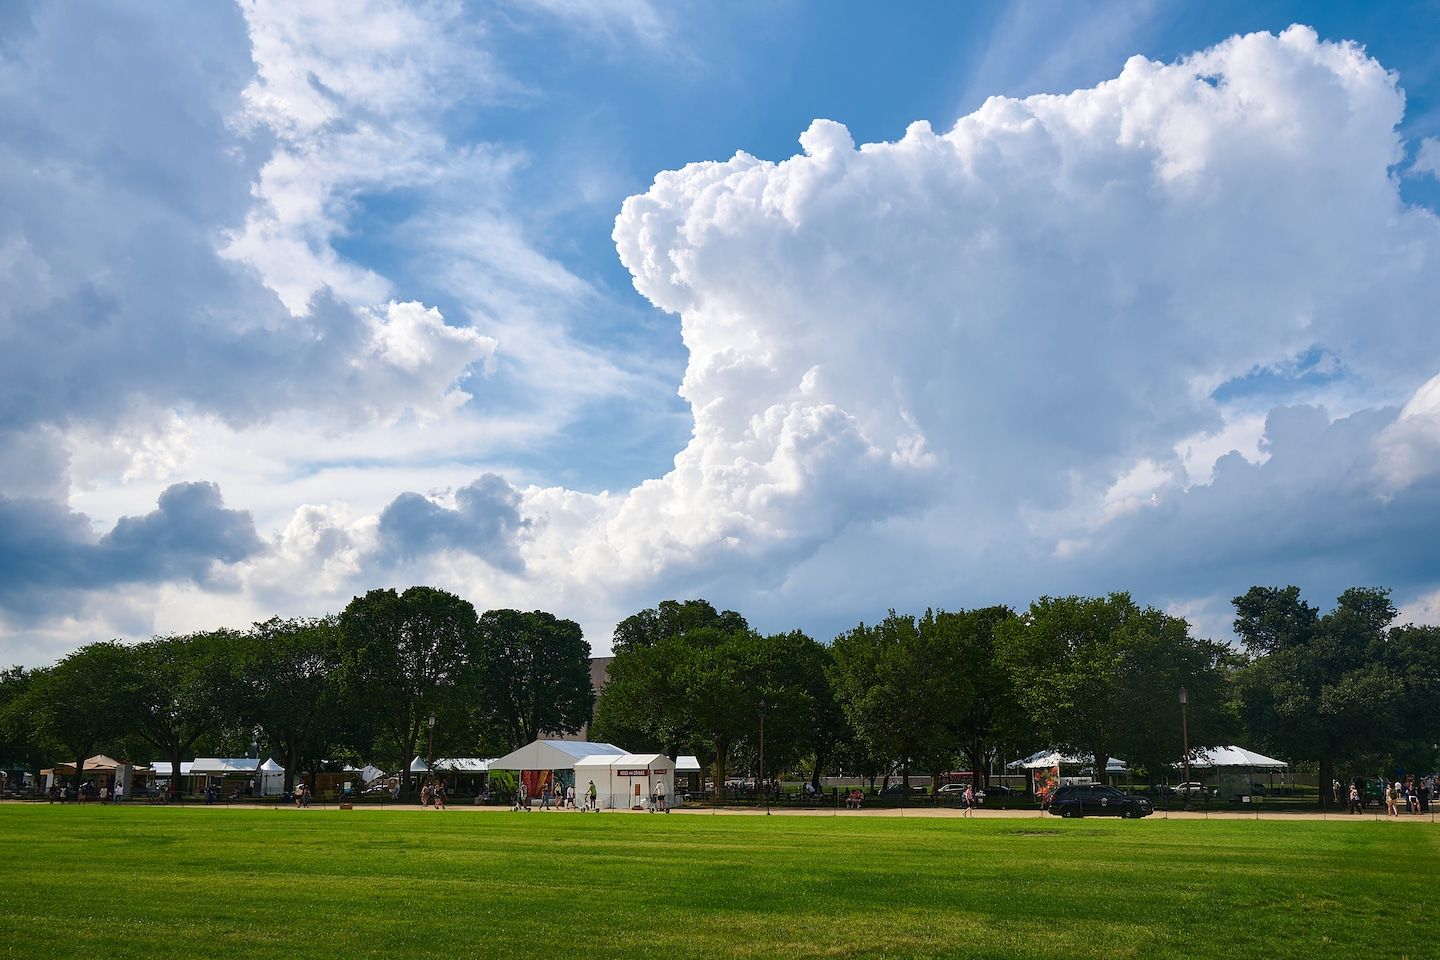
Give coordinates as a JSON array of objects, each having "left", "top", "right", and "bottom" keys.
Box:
[
  {"left": 190, "top": 758, "right": 262, "bottom": 798},
  {"left": 258, "top": 758, "right": 285, "bottom": 797},
  {"left": 676, "top": 755, "right": 701, "bottom": 794},
  {"left": 489, "top": 739, "right": 626, "bottom": 801},
  {"left": 1011, "top": 751, "right": 1130, "bottom": 798},
  {"left": 572, "top": 753, "right": 674, "bottom": 810},
  {"left": 43, "top": 755, "right": 150, "bottom": 796},
  {"left": 1184, "top": 745, "right": 1287, "bottom": 802}
]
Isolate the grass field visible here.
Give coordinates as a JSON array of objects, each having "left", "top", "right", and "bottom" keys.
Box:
[{"left": 1, "top": 806, "right": 1434, "bottom": 960}]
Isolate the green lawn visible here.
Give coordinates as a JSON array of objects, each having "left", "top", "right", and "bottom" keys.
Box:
[{"left": 1, "top": 806, "right": 1434, "bottom": 960}]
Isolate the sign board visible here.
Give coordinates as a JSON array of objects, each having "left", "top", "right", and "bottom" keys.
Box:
[{"left": 616, "top": 769, "right": 650, "bottom": 777}]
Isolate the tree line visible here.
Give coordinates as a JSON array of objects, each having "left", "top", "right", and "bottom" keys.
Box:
[
  {"left": 0, "top": 587, "right": 593, "bottom": 793},
  {"left": 3, "top": 584, "right": 1437, "bottom": 808},
  {"left": 592, "top": 587, "right": 1440, "bottom": 806}
]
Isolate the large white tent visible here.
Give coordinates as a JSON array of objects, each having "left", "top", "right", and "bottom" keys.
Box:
[
  {"left": 489, "top": 739, "right": 625, "bottom": 772},
  {"left": 1185, "top": 746, "right": 1287, "bottom": 770},
  {"left": 573, "top": 753, "right": 674, "bottom": 811}
]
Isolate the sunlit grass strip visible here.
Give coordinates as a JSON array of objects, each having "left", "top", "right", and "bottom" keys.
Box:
[{"left": 0, "top": 806, "right": 1434, "bottom": 960}]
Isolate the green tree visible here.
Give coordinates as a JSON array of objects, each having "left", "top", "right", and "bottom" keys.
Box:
[
  {"left": 998, "top": 593, "right": 1232, "bottom": 785},
  {"left": 23, "top": 643, "right": 139, "bottom": 790},
  {"left": 591, "top": 633, "right": 696, "bottom": 757},
  {"left": 594, "top": 600, "right": 752, "bottom": 759},
  {"left": 611, "top": 599, "right": 748, "bottom": 654},
  {"left": 1384, "top": 622, "right": 1440, "bottom": 772},
  {"left": 237, "top": 617, "right": 348, "bottom": 792},
  {"left": 829, "top": 611, "right": 953, "bottom": 790},
  {"left": 0, "top": 666, "right": 53, "bottom": 780},
  {"left": 336, "top": 586, "right": 484, "bottom": 789},
  {"left": 479, "top": 608, "right": 593, "bottom": 749},
  {"left": 1234, "top": 586, "right": 1403, "bottom": 807},
  {"left": 934, "top": 606, "right": 1025, "bottom": 789},
  {"left": 127, "top": 630, "right": 245, "bottom": 797}
]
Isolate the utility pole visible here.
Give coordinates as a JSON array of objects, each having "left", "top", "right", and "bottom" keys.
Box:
[
  {"left": 759, "top": 697, "right": 768, "bottom": 816},
  {"left": 1179, "top": 687, "right": 1191, "bottom": 811}
]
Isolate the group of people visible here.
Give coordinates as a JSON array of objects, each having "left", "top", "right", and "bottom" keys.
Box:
[
  {"left": 1340, "top": 775, "right": 1434, "bottom": 814},
  {"left": 419, "top": 780, "right": 446, "bottom": 809},
  {"left": 511, "top": 779, "right": 590, "bottom": 811},
  {"left": 47, "top": 780, "right": 124, "bottom": 803}
]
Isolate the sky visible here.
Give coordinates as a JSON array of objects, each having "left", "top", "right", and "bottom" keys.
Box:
[{"left": 4, "top": 0, "right": 1440, "bottom": 665}]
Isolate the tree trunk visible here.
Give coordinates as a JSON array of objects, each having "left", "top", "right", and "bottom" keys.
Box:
[
  {"left": 810, "top": 749, "right": 824, "bottom": 793},
  {"left": 712, "top": 738, "right": 728, "bottom": 798},
  {"left": 72, "top": 754, "right": 86, "bottom": 794},
  {"left": 169, "top": 746, "right": 184, "bottom": 798},
  {"left": 1094, "top": 751, "right": 1109, "bottom": 785},
  {"left": 284, "top": 736, "right": 298, "bottom": 793},
  {"left": 1318, "top": 756, "right": 1334, "bottom": 811}
]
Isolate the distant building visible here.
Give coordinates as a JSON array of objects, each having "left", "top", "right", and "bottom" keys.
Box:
[{"left": 544, "top": 656, "right": 613, "bottom": 742}]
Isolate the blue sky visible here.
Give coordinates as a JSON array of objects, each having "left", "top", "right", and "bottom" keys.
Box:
[{"left": 3, "top": 0, "right": 1440, "bottom": 663}]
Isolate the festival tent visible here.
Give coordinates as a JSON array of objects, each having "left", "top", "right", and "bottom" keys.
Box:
[
  {"left": 489, "top": 739, "right": 625, "bottom": 772},
  {"left": 42, "top": 755, "right": 150, "bottom": 793},
  {"left": 490, "top": 740, "right": 627, "bottom": 802},
  {"left": 1185, "top": 745, "right": 1287, "bottom": 770},
  {"left": 572, "top": 753, "right": 674, "bottom": 810},
  {"left": 676, "top": 755, "right": 701, "bottom": 792},
  {"left": 1180, "top": 745, "right": 1288, "bottom": 801},
  {"left": 1010, "top": 751, "right": 1129, "bottom": 795},
  {"left": 258, "top": 758, "right": 285, "bottom": 797},
  {"left": 190, "top": 758, "right": 261, "bottom": 776},
  {"left": 1012, "top": 751, "right": 1130, "bottom": 773}
]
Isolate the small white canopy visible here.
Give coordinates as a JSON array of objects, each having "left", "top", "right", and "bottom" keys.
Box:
[
  {"left": 409, "top": 756, "right": 429, "bottom": 773},
  {"left": 1013, "top": 751, "right": 1129, "bottom": 773},
  {"left": 258, "top": 758, "right": 284, "bottom": 773},
  {"left": 489, "top": 739, "right": 625, "bottom": 771},
  {"left": 1184, "top": 745, "right": 1287, "bottom": 770},
  {"left": 676, "top": 755, "right": 701, "bottom": 773},
  {"left": 190, "top": 758, "right": 260, "bottom": 776}
]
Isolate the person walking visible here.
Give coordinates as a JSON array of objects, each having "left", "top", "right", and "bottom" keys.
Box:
[
  {"left": 566, "top": 783, "right": 575, "bottom": 810},
  {"left": 1385, "top": 782, "right": 1398, "bottom": 817},
  {"left": 541, "top": 782, "right": 552, "bottom": 811},
  {"left": 1348, "top": 782, "right": 1362, "bottom": 815},
  {"left": 420, "top": 782, "right": 431, "bottom": 807},
  {"left": 962, "top": 784, "right": 974, "bottom": 818},
  {"left": 587, "top": 779, "right": 598, "bottom": 812},
  {"left": 655, "top": 778, "right": 668, "bottom": 813},
  {"left": 113, "top": 782, "right": 123, "bottom": 804}
]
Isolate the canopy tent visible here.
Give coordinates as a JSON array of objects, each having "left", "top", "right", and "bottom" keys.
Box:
[
  {"left": 42, "top": 755, "right": 149, "bottom": 792},
  {"left": 150, "top": 761, "right": 194, "bottom": 779},
  {"left": 676, "top": 755, "right": 701, "bottom": 791},
  {"left": 1179, "top": 745, "right": 1287, "bottom": 802},
  {"left": 488, "top": 739, "right": 625, "bottom": 772},
  {"left": 409, "top": 757, "right": 429, "bottom": 774},
  {"left": 573, "top": 753, "right": 674, "bottom": 811},
  {"left": 1184, "top": 746, "right": 1287, "bottom": 770},
  {"left": 258, "top": 758, "right": 285, "bottom": 797},
  {"left": 433, "top": 758, "right": 492, "bottom": 773},
  {"left": 190, "top": 758, "right": 260, "bottom": 776},
  {"left": 489, "top": 740, "right": 627, "bottom": 802},
  {"left": 1011, "top": 751, "right": 1129, "bottom": 773}
]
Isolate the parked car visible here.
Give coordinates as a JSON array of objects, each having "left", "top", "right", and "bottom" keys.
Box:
[
  {"left": 1048, "top": 784, "right": 1153, "bottom": 818},
  {"left": 1175, "top": 781, "right": 1213, "bottom": 797},
  {"left": 879, "top": 783, "right": 928, "bottom": 796},
  {"left": 937, "top": 783, "right": 968, "bottom": 794}
]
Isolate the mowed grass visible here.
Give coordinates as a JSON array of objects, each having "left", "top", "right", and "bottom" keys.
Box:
[{"left": 1, "top": 806, "right": 1435, "bottom": 960}]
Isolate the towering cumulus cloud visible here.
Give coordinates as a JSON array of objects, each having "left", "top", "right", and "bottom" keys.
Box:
[{"left": 561, "top": 26, "right": 1440, "bottom": 622}]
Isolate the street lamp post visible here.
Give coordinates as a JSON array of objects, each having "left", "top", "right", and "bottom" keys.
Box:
[
  {"left": 1179, "top": 686, "right": 1191, "bottom": 811},
  {"left": 758, "top": 697, "right": 768, "bottom": 816}
]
